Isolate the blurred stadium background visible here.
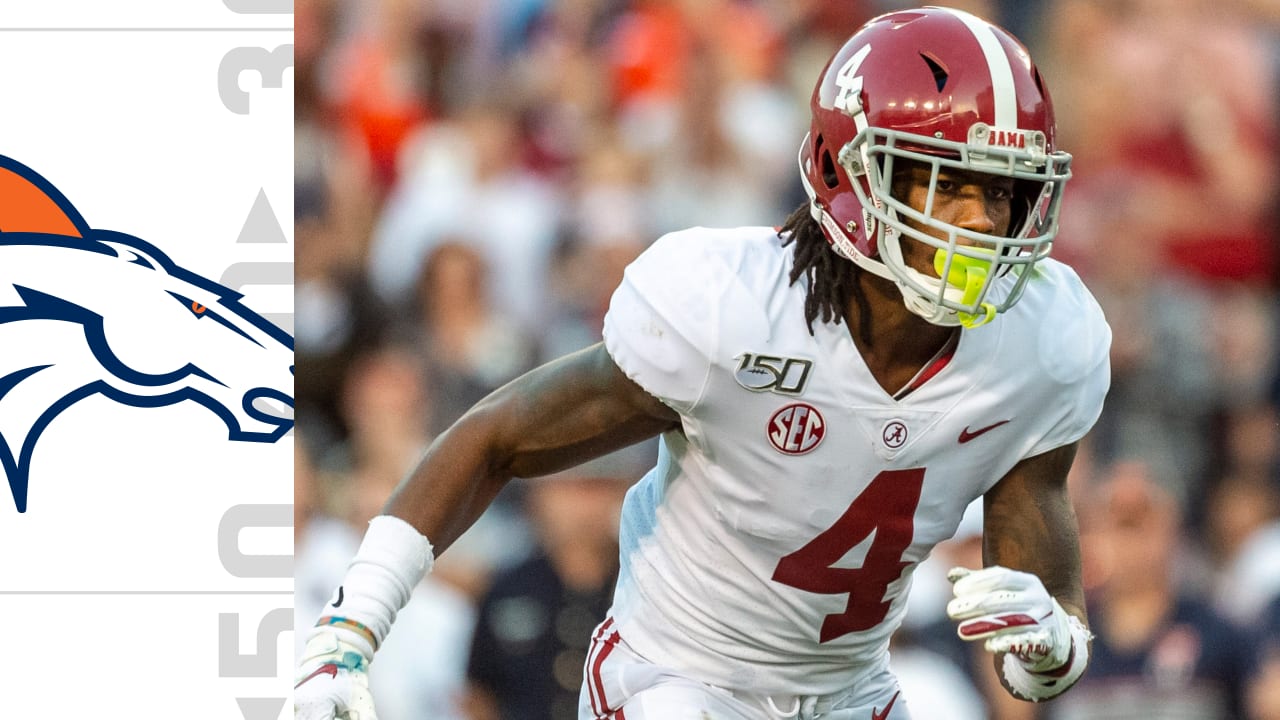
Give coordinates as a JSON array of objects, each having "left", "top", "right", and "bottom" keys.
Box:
[{"left": 293, "top": 0, "right": 1280, "bottom": 717}]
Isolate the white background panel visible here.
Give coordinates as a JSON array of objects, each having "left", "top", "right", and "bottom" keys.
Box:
[
  {"left": 0, "top": 2, "right": 291, "bottom": 28},
  {"left": 0, "top": 6, "right": 293, "bottom": 718},
  {"left": 18, "top": 595, "right": 293, "bottom": 717}
]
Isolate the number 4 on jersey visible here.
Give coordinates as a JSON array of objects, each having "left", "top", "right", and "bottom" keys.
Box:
[{"left": 771, "top": 469, "right": 925, "bottom": 643}]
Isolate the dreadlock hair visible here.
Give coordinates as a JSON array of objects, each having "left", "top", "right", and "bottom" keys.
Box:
[{"left": 778, "top": 202, "right": 870, "bottom": 341}]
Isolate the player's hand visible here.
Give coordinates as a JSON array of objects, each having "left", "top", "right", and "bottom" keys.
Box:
[
  {"left": 294, "top": 631, "right": 377, "bottom": 720},
  {"left": 945, "top": 565, "right": 1073, "bottom": 673}
]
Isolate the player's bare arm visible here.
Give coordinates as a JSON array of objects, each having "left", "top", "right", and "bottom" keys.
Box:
[
  {"left": 983, "top": 442, "right": 1087, "bottom": 623},
  {"left": 384, "top": 341, "right": 680, "bottom": 554},
  {"left": 294, "top": 343, "right": 678, "bottom": 720},
  {"left": 946, "top": 441, "right": 1094, "bottom": 703}
]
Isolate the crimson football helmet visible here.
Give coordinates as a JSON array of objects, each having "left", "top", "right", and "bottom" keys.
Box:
[{"left": 799, "top": 7, "right": 1072, "bottom": 327}]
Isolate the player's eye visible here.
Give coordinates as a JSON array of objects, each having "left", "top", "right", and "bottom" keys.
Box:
[{"left": 987, "top": 183, "right": 1014, "bottom": 201}]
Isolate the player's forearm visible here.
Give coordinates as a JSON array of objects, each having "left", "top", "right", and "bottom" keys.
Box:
[
  {"left": 382, "top": 343, "right": 675, "bottom": 554},
  {"left": 381, "top": 400, "right": 517, "bottom": 556},
  {"left": 979, "top": 443, "right": 1092, "bottom": 701},
  {"left": 376, "top": 354, "right": 604, "bottom": 553},
  {"left": 303, "top": 394, "right": 522, "bottom": 660},
  {"left": 311, "top": 345, "right": 672, "bottom": 658},
  {"left": 983, "top": 444, "right": 1088, "bottom": 620},
  {"left": 985, "top": 519, "right": 1088, "bottom": 625}
]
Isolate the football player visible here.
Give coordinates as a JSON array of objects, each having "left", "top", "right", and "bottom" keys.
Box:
[{"left": 295, "top": 6, "right": 1109, "bottom": 719}]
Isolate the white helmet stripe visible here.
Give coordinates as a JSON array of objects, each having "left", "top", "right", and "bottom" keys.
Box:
[{"left": 942, "top": 8, "right": 1018, "bottom": 128}]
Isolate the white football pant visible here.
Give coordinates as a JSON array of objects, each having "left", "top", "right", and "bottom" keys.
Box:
[{"left": 579, "top": 617, "right": 911, "bottom": 720}]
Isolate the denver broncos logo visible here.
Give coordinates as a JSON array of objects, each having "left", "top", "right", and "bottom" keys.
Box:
[{"left": 0, "top": 155, "right": 294, "bottom": 512}]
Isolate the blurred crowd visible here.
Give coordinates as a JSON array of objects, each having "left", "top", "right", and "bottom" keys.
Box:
[{"left": 292, "top": 0, "right": 1280, "bottom": 718}]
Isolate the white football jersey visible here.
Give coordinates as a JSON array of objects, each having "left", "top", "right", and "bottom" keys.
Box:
[{"left": 600, "top": 226, "right": 1111, "bottom": 696}]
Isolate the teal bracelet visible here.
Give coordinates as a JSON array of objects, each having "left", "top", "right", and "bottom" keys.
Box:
[{"left": 316, "top": 615, "right": 378, "bottom": 651}]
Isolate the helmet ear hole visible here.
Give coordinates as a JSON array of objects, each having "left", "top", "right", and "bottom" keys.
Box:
[
  {"left": 920, "top": 52, "right": 949, "bottom": 92},
  {"left": 820, "top": 148, "right": 840, "bottom": 190}
]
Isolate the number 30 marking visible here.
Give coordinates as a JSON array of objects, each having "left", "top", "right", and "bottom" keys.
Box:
[
  {"left": 218, "top": 45, "right": 293, "bottom": 115},
  {"left": 771, "top": 468, "right": 924, "bottom": 642}
]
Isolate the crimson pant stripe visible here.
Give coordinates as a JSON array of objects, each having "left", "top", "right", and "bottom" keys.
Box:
[
  {"left": 592, "top": 631, "right": 622, "bottom": 716},
  {"left": 587, "top": 617, "right": 615, "bottom": 718},
  {"left": 591, "top": 631, "right": 623, "bottom": 717}
]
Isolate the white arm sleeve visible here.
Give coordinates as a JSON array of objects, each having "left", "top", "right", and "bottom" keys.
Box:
[
  {"left": 1027, "top": 265, "right": 1112, "bottom": 456},
  {"left": 603, "top": 231, "right": 727, "bottom": 414}
]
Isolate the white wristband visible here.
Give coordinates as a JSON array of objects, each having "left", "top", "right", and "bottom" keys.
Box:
[
  {"left": 309, "top": 515, "right": 434, "bottom": 658},
  {"left": 1001, "top": 614, "right": 1092, "bottom": 702}
]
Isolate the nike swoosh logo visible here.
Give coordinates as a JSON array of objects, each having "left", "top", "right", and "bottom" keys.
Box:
[
  {"left": 332, "top": 585, "right": 344, "bottom": 608},
  {"left": 958, "top": 419, "right": 1011, "bottom": 443},
  {"left": 872, "top": 690, "right": 900, "bottom": 720},
  {"left": 295, "top": 663, "right": 338, "bottom": 689},
  {"left": 957, "top": 612, "right": 1040, "bottom": 640}
]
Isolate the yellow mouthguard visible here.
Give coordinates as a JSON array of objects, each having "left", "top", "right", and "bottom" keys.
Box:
[{"left": 934, "top": 249, "right": 996, "bottom": 328}]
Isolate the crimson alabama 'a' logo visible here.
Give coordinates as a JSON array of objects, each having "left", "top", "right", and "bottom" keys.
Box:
[
  {"left": 882, "top": 420, "right": 908, "bottom": 449},
  {"left": 768, "top": 402, "right": 825, "bottom": 455}
]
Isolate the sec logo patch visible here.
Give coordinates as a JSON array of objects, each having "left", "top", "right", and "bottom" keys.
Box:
[{"left": 768, "top": 402, "right": 825, "bottom": 455}]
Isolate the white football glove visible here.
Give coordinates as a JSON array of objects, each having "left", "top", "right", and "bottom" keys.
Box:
[
  {"left": 946, "top": 566, "right": 1091, "bottom": 700},
  {"left": 294, "top": 631, "right": 377, "bottom": 720},
  {"left": 946, "top": 565, "right": 1074, "bottom": 672}
]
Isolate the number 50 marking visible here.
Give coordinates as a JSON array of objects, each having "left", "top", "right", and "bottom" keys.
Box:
[
  {"left": 217, "top": 504, "right": 292, "bottom": 719},
  {"left": 772, "top": 468, "right": 924, "bottom": 642}
]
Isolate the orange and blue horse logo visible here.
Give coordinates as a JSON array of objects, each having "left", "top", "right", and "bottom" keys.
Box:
[{"left": 0, "top": 155, "right": 294, "bottom": 512}]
